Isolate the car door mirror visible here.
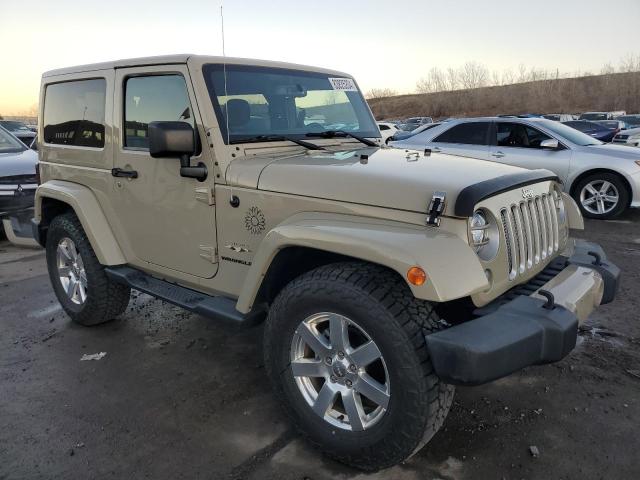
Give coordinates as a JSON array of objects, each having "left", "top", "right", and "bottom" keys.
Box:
[
  {"left": 148, "top": 121, "right": 207, "bottom": 181},
  {"left": 540, "top": 138, "right": 559, "bottom": 150}
]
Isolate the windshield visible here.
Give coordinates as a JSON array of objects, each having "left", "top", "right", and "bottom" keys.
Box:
[
  {"left": 0, "top": 126, "right": 27, "bottom": 153},
  {"left": 580, "top": 113, "right": 607, "bottom": 121},
  {"left": 203, "top": 64, "right": 379, "bottom": 144},
  {"left": 541, "top": 120, "right": 603, "bottom": 146},
  {"left": 619, "top": 116, "right": 640, "bottom": 127},
  {"left": 0, "top": 120, "right": 30, "bottom": 132}
]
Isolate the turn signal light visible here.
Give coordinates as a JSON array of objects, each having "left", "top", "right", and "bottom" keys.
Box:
[{"left": 407, "top": 267, "right": 427, "bottom": 286}]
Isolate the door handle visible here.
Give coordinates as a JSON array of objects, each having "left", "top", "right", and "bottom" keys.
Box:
[
  {"left": 492, "top": 151, "right": 505, "bottom": 158},
  {"left": 111, "top": 168, "right": 138, "bottom": 179}
]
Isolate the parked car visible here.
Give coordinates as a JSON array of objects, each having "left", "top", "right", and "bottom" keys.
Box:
[
  {"left": 597, "top": 120, "right": 628, "bottom": 134},
  {"left": 543, "top": 114, "right": 576, "bottom": 122},
  {"left": 0, "top": 120, "right": 36, "bottom": 148},
  {"left": 376, "top": 122, "right": 399, "bottom": 144},
  {"left": 579, "top": 111, "right": 626, "bottom": 121},
  {"left": 389, "top": 122, "right": 443, "bottom": 142},
  {"left": 612, "top": 127, "right": 640, "bottom": 147},
  {"left": 31, "top": 54, "right": 620, "bottom": 471},
  {"left": 0, "top": 125, "right": 39, "bottom": 246},
  {"left": 403, "top": 116, "right": 433, "bottom": 127},
  {"left": 616, "top": 115, "right": 640, "bottom": 129},
  {"left": 390, "top": 117, "right": 640, "bottom": 219},
  {"left": 563, "top": 120, "right": 617, "bottom": 142}
]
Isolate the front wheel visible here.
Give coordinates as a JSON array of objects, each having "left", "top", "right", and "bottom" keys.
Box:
[
  {"left": 573, "top": 173, "right": 629, "bottom": 219},
  {"left": 46, "top": 212, "right": 130, "bottom": 326},
  {"left": 264, "top": 262, "right": 454, "bottom": 471}
]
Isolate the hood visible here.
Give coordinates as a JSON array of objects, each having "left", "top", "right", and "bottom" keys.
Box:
[
  {"left": 620, "top": 127, "right": 640, "bottom": 136},
  {"left": 227, "top": 147, "right": 529, "bottom": 216},
  {"left": 582, "top": 143, "right": 640, "bottom": 160},
  {"left": 0, "top": 148, "right": 39, "bottom": 178}
]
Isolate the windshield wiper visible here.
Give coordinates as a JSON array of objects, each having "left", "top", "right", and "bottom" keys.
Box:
[
  {"left": 229, "top": 135, "right": 325, "bottom": 150},
  {"left": 305, "top": 130, "right": 378, "bottom": 147}
]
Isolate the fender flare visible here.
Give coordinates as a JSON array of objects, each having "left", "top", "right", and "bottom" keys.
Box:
[
  {"left": 34, "top": 180, "right": 126, "bottom": 265},
  {"left": 235, "top": 212, "right": 488, "bottom": 313}
]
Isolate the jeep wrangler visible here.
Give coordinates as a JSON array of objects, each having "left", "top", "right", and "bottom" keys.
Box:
[{"left": 32, "top": 55, "right": 620, "bottom": 471}]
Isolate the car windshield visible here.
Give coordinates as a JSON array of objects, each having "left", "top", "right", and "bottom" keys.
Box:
[
  {"left": 541, "top": 120, "right": 603, "bottom": 146},
  {"left": 203, "top": 64, "right": 379, "bottom": 144},
  {"left": 0, "top": 120, "right": 30, "bottom": 132},
  {"left": 619, "top": 116, "right": 640, "bottom": 127},
  {"left": 0, "top": 127, "right": 27, "bottom": 153},
  {"left": 580, "top": 113, "right": 607, "bottom": 120}
]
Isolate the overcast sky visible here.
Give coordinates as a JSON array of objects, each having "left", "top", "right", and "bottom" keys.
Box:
[{"left": 1, "top": 0, "right": 639, "bottom": 115}]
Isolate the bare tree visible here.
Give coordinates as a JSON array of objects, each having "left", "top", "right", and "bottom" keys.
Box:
[
  {"left": 446, "top": 67, "right": 459, "bottom": 91},
  {"left": 416, "top": 67, "right": 447, "bottom": 93},
  {"left": 458, "top": 61, "right": 489, "bottom": 89},
  {"left": 365, "top": 88, "right": 397, "bottom": 99}
]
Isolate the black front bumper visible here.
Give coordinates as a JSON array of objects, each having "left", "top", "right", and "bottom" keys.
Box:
[{"left": 426, "top": 240, "right": 620, "bottom": 386}]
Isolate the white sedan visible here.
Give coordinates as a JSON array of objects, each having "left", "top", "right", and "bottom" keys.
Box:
[
  {"left": 377, "top": 122, "right": 399, "bottom": 144},
  {"left": 612, "top": 127, "right": 640, "bottom": 147},
  {"left": 390, "top": 117, "right": 640, "bottom": 219}
]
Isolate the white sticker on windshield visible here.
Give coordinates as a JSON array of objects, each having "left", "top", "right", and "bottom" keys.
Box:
[{"left": 328, "top": 77, "right": 358, "bottom": 92}]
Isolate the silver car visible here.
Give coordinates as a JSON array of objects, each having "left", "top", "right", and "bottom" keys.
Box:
[{"left": 390, "top": 117, "right": 640, "bottom": 219}]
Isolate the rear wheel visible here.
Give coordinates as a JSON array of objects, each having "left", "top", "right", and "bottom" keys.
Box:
[
  {"left": 46, "top": 212, "right": 130, "bottom": 325},
  {"left": 574, "top": 172, "right": 629, "bottom": 219},
  {"left": 264, "top": 262, "right": 454, "bottom": 471}
]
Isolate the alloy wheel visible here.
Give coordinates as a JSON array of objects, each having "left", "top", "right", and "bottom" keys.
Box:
[
  {"left": 56, "top": 237, "right": 87, "bottom": 305},
  {"left": 580, "top": 180, "right": 619, "bottom": 215},
  {"left": 290, "top": 312, "right": 390, "bottom": 431}
]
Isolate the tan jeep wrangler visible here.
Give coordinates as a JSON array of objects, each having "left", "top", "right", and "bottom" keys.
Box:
[{"left": 32, "top": 55, "right": 620, "bottom": 471}]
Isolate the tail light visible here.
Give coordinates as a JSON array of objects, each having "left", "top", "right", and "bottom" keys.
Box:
[{"left": 35, "top": 163, "right": 41, "bottom": 185}]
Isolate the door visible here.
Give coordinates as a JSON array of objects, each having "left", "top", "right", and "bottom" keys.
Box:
[
  {"left": 489, "top": 122, "right": 571, "bottom": 182},
  {"left": 426, "top": 121, "right": 491, "bottom": 159},
  {"left": 111, "top": 66, "right": 218, "bottom": 278}
]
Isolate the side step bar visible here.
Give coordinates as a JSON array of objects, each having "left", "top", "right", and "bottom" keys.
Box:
[{"left": 105, "top": 266, "right": 262, "bottom": 323}]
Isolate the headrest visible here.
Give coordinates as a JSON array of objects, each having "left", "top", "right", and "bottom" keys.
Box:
[{"left": 225, "top": 99, "right": 250, "bottom": 128}]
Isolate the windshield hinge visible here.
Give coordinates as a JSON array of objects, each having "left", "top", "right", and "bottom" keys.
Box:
[
  {"left": 195, "top": 186, "right": 215, "bottom": 205},
  {"left": 426, "top": 191, "right": 446, "bottom": 227},
  {"left": 199, "top": 245, "right": 218, "bottom": 263}
]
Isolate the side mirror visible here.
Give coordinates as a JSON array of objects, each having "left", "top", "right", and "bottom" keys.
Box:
[
  {"left": 148, "top": 121, "right": 207, "bottom": 181},
  {"left": 540, "top": 138, "right": 559, "bottom": 150}
]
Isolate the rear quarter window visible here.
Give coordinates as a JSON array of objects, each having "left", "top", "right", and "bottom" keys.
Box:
[{"left": 43, "top": 78, "right": 106, "bottom": 148}]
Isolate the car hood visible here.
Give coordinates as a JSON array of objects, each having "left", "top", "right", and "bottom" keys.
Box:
[
  {"left": 227, "top": 147, "right": 530, "bottom": 216},
  {"left": 581, "top": 143, "right": 640, "bottom": 159},
  {"left": 620, "top": 127, "right": 640, "bottom": 136},
  {"left": 0, "top": 148, "right": 38, "bottom": 177}
]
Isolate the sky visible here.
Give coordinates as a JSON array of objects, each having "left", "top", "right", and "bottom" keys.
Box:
[{"left": 1, "top": 0, "right": 639, "bottom": 116}]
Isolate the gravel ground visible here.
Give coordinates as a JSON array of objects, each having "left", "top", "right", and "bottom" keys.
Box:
[{"left": 1, "top": 211, "right": 639, "bottom": 480}]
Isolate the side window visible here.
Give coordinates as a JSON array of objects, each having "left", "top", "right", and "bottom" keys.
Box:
[
  {"left": 379, "top": 125, "right": 390, "bottom": 131},
  {"left": 497, "top": 123, "right": 551, "bottom": 148},
  {"left": 43, "top": 79, "right": 106, "bottom": 148},
  {"left": 433, "top": 122, "right": 489, "bottom": 145},
  {"left": 124, "top": 75, "right": 193, "bottom": 149}
]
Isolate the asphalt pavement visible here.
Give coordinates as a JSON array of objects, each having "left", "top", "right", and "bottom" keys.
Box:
[{"left": 1, "top": 211, "right": 639, "bottom": 479}]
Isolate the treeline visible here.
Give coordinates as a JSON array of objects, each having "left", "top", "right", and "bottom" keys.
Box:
[
  {"left": 368, "top": 71, "right": 640, "bottom": 120},
  {"left": 366, "top": 56, "right": 640, "bottom": 120}
]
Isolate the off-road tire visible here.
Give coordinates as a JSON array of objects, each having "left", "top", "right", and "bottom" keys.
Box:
[
  {"left": 573, "top": 172, "right": 629, "bottom": 220},
  {"left": 264, "top": 262, "right": 454, "bottom": 471},
  {"left": 46, "top": 212, "right": 130, "bottom": 326}
]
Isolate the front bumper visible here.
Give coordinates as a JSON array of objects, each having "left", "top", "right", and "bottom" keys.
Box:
[
  {"left": 426, "top": 240, "right": 620, "bottom": 385},
  {"left": 0, "top": 185, "right": 36, "bottom": 217}
]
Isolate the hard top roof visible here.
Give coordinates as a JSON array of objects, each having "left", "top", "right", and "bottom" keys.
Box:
[{"left": 42, "top": 54, "right": 350, "bottom": 78}]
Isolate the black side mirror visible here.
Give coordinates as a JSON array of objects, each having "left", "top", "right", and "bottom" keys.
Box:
[{"left": 148, "top": 121, "right": 207, "bottom": 181}]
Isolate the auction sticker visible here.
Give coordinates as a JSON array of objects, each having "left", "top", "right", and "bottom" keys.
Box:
[{"left": 328, "top": 77, "right": 358, "bottom": 91}]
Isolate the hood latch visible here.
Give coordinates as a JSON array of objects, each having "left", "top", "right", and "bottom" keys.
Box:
[{"left": 426, "top": 191, "right": 446, "bottom": 227}]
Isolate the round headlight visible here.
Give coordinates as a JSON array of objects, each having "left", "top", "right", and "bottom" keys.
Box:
[
  {"left": 469, "top": 209, "right": 499, "bottom": 261},
  {"left": 470, "top": 210, "right": 489, "bottom": 250}
]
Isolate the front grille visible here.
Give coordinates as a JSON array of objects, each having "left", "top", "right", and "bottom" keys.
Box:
[
  {"left": 501, "top": 192, "right": 560, "bottom": 281},
  {"left": 0, "top": 174, "right": 37, "bottom": 185},
  {"left": 616, "top": 135, "right": 629, "bottom": 140}
]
